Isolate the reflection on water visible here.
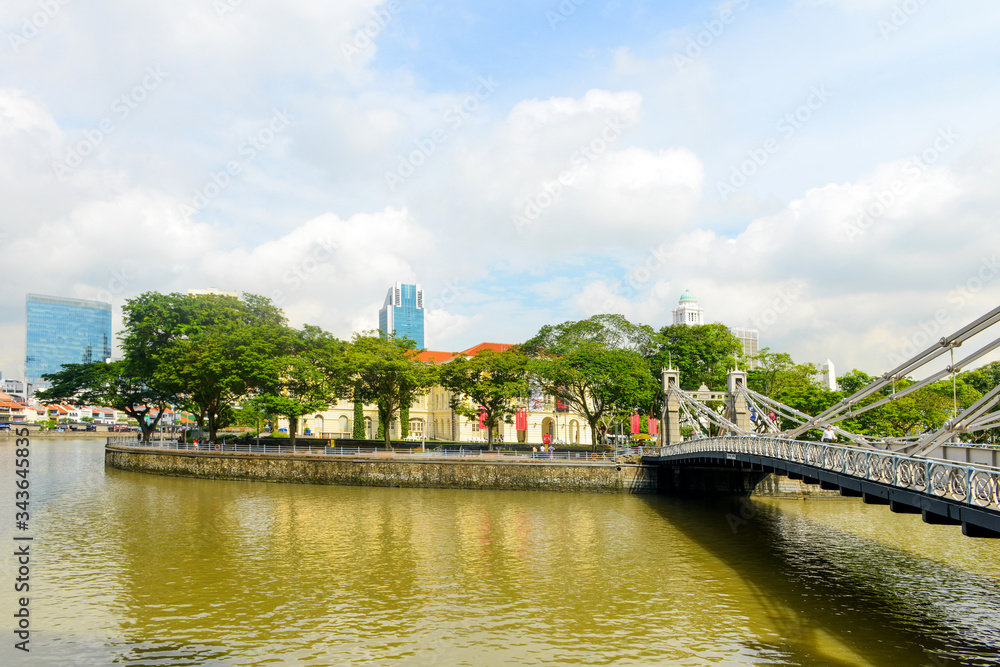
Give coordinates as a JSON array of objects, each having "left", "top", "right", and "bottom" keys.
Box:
[{"left": 1, "top": 439, "right": 999, "bottom": 665}]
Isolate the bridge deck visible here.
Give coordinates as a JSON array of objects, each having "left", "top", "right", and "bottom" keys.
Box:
[{"left": 644, "top": 436, "right": 1000, "bottom": 539}]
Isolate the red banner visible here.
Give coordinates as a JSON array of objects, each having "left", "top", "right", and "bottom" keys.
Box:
[
  {"left": 630, "top": 413, "right": 640, "bottom": 435},
  {"left": 516, "top": 408, "right": 527, "bottom": 431},
  {"left": 478, "top": 407, "right": 487, "bottom": 430},
  {"left": 648, "top": 418, "right": 658, "bottom": 436}
]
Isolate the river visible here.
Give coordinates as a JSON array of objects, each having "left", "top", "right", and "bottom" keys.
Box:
[{"left": 2, "top": 438, "right": 999, "bottom": 665}]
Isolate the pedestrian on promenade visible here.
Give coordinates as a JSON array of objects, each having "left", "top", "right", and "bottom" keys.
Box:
[{"left": 821, "top": 425, "right": 837, "bottom": 443}]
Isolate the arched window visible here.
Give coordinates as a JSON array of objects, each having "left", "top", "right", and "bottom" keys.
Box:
[{"left": 339, "top": 415, "right": 349, "bottom": 433}]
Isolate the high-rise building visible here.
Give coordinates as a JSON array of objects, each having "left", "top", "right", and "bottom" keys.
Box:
[
  {"left": 25, "top": 293, "right": 112, "bottom": 389},
  {"left": 822, "top": 359, "right": 836, "bottom": 391},
  {"left": 672, "top": 289, "right": 705, "bottom": 326},
  {"left": 2, "top": 378, "right": 26, "bottom": 399},
  {"left": 378, "top": 282, "right": 424, "bottom": 349},
  {"left": 730, "top": 327, "right": 760, "bottom": 369}
]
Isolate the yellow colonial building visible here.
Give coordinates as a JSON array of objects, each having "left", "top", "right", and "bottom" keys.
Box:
[{"left": 277, "top": 342, "right": 593, "bottom": 446}]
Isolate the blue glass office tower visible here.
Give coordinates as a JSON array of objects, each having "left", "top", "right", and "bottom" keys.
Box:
[
  {"left": 25, "top": 293, "right": 113, "bottom": 387},
  {"left": 378, "top": 282, "right": 424, "bottom": 349}
]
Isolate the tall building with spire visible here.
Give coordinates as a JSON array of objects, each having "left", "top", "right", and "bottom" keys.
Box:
[{"left": 378, "top": 282, "right": 425, "bottom": 349}]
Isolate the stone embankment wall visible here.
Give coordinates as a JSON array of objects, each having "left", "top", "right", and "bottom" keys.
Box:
[
  {"left": 105, "top": 446, "right": 659, "bottom": 494},
  {"left": 752, "top": 474, "right": 843, "bottom": 499}
]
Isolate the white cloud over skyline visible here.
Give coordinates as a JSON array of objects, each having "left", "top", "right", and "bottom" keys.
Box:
[{"left": 1, "top": 0, "right": 998, "bottom": 383}]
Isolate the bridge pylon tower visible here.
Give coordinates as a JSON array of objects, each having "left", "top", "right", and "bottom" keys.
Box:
[
  {"left": 661, "top": 367, "right": 682, "bottom": 446},
  {"left": 726, "top": 367, "right": 752, "bottom": 434}
]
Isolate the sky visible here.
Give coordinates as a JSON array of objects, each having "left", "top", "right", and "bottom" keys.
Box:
[{"left": 1, "top": 0, "right": 999, "bottom": 382}]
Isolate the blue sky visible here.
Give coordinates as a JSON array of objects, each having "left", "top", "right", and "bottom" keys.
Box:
[{"left": 1, "top": 0, "right": 999, "bottom": 380}]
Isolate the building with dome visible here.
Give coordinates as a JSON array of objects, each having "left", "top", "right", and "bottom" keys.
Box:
[
  {"left": 671, "top": 289, "right": 705, "bottom": 326},
  {"left": 670, "top": 290, "right": 760, "bottom": 369}
]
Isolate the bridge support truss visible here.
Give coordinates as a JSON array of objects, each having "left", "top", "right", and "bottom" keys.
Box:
[{"left": 647, "top": 436, "right": 1000, "bottom": 539}]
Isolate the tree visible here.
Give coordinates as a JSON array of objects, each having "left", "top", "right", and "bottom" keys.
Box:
[
  {"left": 528, "top": 344, "right": 658, "bottom": 448},
  {"left": 347, "top": 332, "right": 437, "bottom": 447},
  {"left": 125, "top": 291, "right": 288, "bottom": 443},
  {"left": 233, "top": 397, "right": 271, "bottom": 435},
  {"left": 438, "top": 347, "right": 530, "bottom": 449},
  {"left": 523, "top": 314, "right": 659, "bottom": 356},
  {"left": 651, "top": 323, "right": 742, "bottom": 391},
  {"left": 964, "top": 361, "right": 1000, "bottom": 396},
  {"left": 256, "top": 325, "right": 348, "bottom": 447},
  {"left": 525, "top": 316, "right": 661, "bottom": 448},
  {"left": 774, "top": 384, "right": 843, "bottom": 433},
  {"left": 352, "top": 389, "right": 366, "bottom": 439},
  {"left": 955, "top": 363, "right": 1000, "bottom": 443},
  {"left": 400, "top": 405, "right": 410, "bottom": 439},
  {"left": 871, "top": 379, "right": 951, "bottom": 437},
  {"left": 837, "top": 369, "right": 876, "bottom": 395},
  {"left": 747, "top": 348, "right": 814, "bottom": 397},
  {"left": 37, "top": 359, "right": 175, "bottom": 443}
]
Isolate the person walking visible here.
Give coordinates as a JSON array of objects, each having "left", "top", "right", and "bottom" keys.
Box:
[{"left": 821, "top": 425, "right": 837, "bottom": 443}]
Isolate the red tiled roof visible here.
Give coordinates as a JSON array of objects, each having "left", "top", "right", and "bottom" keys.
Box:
[
  {"left": 413, "top": 350, "right": 459, "bottom": 363},
  {"left": 459, "top": 342, "right": 515, "bottom": 356},
  {"left": 413, "top": 342, "right": 516, "bottom": 364}
]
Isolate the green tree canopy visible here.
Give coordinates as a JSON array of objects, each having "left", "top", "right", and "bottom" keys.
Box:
[
  {"left": 837, "top": 368, "right": 876, "bottom": 395},
  {"left": 256, "top": 325, "right": 348, "bottom": 447},
  {"left": 523, "top": 313, "right": 659, "bottom": 356},
  {"left": 438, "top": 347, "right": 530, "bottom": 449},
  {"left": 650, "top": 323, "right": 742, "bottom": 391},
  {"left": 347, "top": 332, "right": 437, "bottom": 446},
  {"left": 125, "top": 291, "right": 287, "bottom": 442},
  {"left": 747, "top": 348, "right": 821, "bottom": 397},
  {"left": 524, "top": 315, "right": 661, "bottom": 447},
  {"left": 37, "top": 359, "right": 175, "bottom": 443}
]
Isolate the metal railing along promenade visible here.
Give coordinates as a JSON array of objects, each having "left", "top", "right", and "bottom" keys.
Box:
[
  {"left": 651, "top": 436, "right": 1000, "bottom": 513},
  {"left": 106, "top": 436, "right": 630, "bottom": 464}
]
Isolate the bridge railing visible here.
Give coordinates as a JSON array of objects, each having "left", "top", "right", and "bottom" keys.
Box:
[{"left": 653, "top": 436, "right": 1000, "bottom": 513}]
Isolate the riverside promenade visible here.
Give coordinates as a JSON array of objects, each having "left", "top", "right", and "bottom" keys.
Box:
[{"left": 104, "top": 436, "right": 660, "bottom": 494}]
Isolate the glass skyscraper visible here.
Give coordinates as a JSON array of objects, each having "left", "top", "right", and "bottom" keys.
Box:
[
  {"left": 378, "top": 282, "right": 424, "bottom": 349},
  {"left": 25, "top": 293, "right": 113, "bottom": 387}
]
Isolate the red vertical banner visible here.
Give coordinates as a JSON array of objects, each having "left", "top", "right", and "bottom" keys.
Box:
[
  {"left": 648, "top": 418, "right": 658, "bottom": 436},
  {"left": 478, "top": 407, "right": 487, "bottom": 430},
  {"left": 630, "top": 413, "right": 640, "bottom": 435},
  {"left": 516, "top": 408, "right": 527, "bottom": 431}
]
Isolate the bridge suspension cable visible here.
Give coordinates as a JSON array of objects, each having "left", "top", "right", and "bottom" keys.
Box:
[
  {"left": 667, "top": 385, "right": 745, "bottom": 437},
  {"left": 736, "top": 384, "right": 877, "bottom": 446},
  {"left": 783, "top": 304, "right": 1000, "bottom": 453}
]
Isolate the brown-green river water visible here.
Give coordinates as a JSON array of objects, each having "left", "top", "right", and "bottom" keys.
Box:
[{"left": 2, "top": 439, "right": 1000, "bottom": 665}]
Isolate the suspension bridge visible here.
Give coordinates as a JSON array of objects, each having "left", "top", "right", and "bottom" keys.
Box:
[{"left": 646, "top": 304, "right": 1000, "bottom": 539}]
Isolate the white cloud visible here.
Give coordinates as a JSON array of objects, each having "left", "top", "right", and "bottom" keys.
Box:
[
  {"left": 798, "top": 0, "right": 903, "bottom": 12},
  {"left": 508, "top": 89, "right": 643, "bottom": 127},
  {"left": 2, "top": 0, "right": 999, "bottom": 386},
  {"left": 424, "top": 309, "right": 481, "bottom": 351}
]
